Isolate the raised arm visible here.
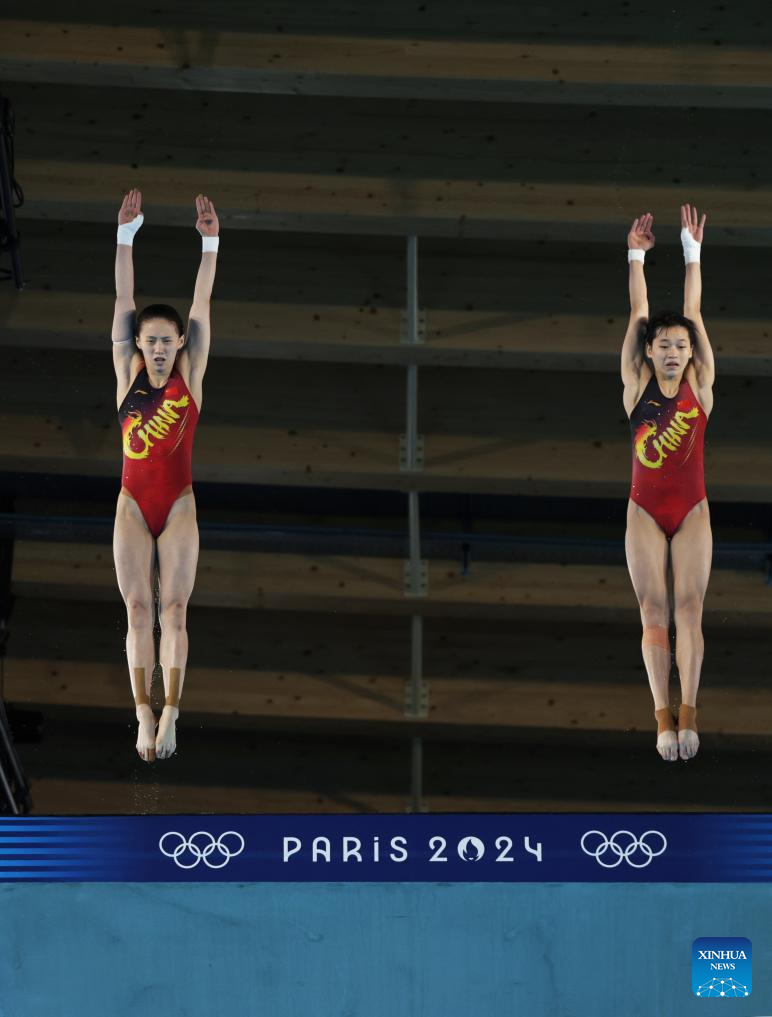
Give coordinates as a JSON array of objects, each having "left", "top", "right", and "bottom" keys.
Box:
[
  {"left": 621, "top": 213, "right": 655, "bottom": 395},
  {"left": 681, "top": 203, "right": 715, "bottom": 393},
  {"left": 112, "top": 189, "right": 143, "bottom": 393},
  {"left": 182, "top": 194, "right": 219, "bottom": 403}
]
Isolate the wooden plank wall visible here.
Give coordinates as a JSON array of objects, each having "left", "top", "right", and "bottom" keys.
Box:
[{"left": 1, "top": 3, "right": 771, "bottom": 810}]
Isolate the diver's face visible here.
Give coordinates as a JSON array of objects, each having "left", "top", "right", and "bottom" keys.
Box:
[
  {"left": 647, "top": 326, "right": 692, "bottom": 379},
  {"left": 136, "top": 318, "right": 184, "bottom": 371}
]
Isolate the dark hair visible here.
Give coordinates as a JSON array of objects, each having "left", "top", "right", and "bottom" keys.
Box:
[
  {"left": 638, "top": 310, "right": 699, "bottom": 364},
  {"left": 135, "top": 303, "right": 184, "bottom": 339}
]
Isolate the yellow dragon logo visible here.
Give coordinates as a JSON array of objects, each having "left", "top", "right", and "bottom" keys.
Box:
[
  {"left": 635, "top": 406, "right": 700, "bottom": 469},
  {"left": 123, "top": 396, "right": 190, "bottom": 460}
]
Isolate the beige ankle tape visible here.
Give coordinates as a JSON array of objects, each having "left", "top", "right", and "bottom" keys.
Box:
[
  {"left": 165, "top": 667, "right": 182, "bottom": 708},
  {"left": 133, "top": 667, "right": 149, "bottom": 706},
  {"left": 642, "top": 626, "right": 669, "bottom": 651},
  {"left": 655, "top": 707, "right": 676, "bottom": 735},
  {"left": 678, "top": 704, "right": 697, "bottom": 732}
]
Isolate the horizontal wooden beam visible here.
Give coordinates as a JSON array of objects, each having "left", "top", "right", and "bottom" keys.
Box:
[
  {"left": 24, "top": 776, "right": 707, "bottom": 815},
  {"left": 0, "top": 344, "right": 766, "bottom": 500},
  {"left": 0, "top": 412, "right": 766, "bottom": 502},
  {"left": 3, "top": 288, "right": 770, "bottom": 373},
  {"left": 14, "top": 158, "right": 772, "bottom": 244},
  {"left": 7, "top": 656, "right": 772, "bottom": 737},
  {"left": 11, "top": 541, "right": 771, "bottom": 623},
  {"left": 2, "top": 21, "right": 772, "bottom": 107}
]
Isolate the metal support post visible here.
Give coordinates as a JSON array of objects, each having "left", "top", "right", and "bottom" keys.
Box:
[
  {"left": 402, "top": 235, "right": 428, "bottom": 811},
  {"left": 402, "top": 235, "right": 427, "bottom": 598},
  {"left": 405, "top": 611, "right": 427, "bottom": 716},
  {"left": 409, "top": 736, "right": 423, "bottom": 814},
  {"left": 402, "top": 236, "right": 428, "bottom": 606},
  {"left": 0, "top": 690, "right": 29, "bottom": 814},
  {"left": 400, "top": 235, "right": 425, "bottom": 472},
  {"left": 406, "top": 235, "right": 419, "bottom": 466},
  {"left": 0, "top": 534, "right": 30, "bottom": 814},
  {"left": 0, "top": 95, "right": 24, "bottom": 290}
]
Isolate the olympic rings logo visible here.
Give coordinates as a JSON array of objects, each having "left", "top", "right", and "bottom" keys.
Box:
[
  {"left": 159, "top": 831, "right": 246, "bottom": 869},
  {"left": 580, "top": 830, "right": 667, "bottom": 869}
]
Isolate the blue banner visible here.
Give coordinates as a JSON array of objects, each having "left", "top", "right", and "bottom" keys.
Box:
[{"left": 3, "top": 813, "right": 772, "bottom": 882}]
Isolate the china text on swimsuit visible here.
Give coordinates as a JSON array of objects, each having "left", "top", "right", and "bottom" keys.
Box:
[
  {"left": 628, "top": 375, "right": 707, "bottom": 539},
  {"left": 118, "top": 364, "right": 200, "bottom": 537}
]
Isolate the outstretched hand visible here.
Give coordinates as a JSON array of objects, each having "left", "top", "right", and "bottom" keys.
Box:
[
  {"left": 681, "top": 203, "right": 706, "bottom": 243},
  {"left": 195, "top": 194, "right": 219, "bottom": 236},
  {"left": 118, "top": 188, "right": 142, "bottom": 225},
  {"left": 628, "top": 213, "right": 655, "bottom": 251}
]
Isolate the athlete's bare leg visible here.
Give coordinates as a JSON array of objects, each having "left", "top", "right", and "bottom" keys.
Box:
[
  {"left": 670, "top": 498, "right": 712, "bottom": 760},
  {"left": 155, "top": 490, "right": 199, "bottom": 759},
  {"left": 625, "top": 499, "right": 678, "bottom": 760},
  {"left": 114, "top": 491, "right": 157, "bottom": 761}
]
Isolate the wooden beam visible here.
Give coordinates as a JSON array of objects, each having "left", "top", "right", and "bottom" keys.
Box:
[
  {"left": 0, "top": 345, "right": 767, "bottom": 500},
  {"left": 24, "top": 777, "right": 716, "bottom": 815},
  {"left": 2, "top": 21, "right": 772, "bottom": 107},
  {"left": 11, "top": 541, "right": 771, "bottom": 623},
  {"left": 7, "top": 656, "right": 772, "bottom": 737},
  {"left": 7, "top": 594, "right": 765, "bottom": 689},
  {"left": 3, "top": 288, "right": 771, "bottom": 374},
  {"left": 14, "top": 158, "right": 772, "bottom": 244},
  {"left": 0, "top": 410, "right": 767, "bottom": 502}
]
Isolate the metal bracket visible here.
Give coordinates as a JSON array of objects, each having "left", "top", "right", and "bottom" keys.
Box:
[
  {"left": 404, "top": 681, "right": 429, "bottom": 717},
  {"left": 400, "top": 310, "right": 426, "bottom": 344},
  {"left": 399, "top": 433, "right": 425, "bottom": 471},
  {"left": 403, "top": 559, "right": 428, "bottom": 597}
]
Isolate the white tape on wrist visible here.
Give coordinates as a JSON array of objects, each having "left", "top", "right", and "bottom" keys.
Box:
[
  {"left": 116, "top": 213, "right": 144, "bottom": 247},
  {"left": 628, "top": 249, "right": 645, "bottom": 263},
  {"left": 680, "top": 228, "right": 701, "bottom": 264},
  {"left": 201, "top": 236, "right": 219, "bottom": 253}
]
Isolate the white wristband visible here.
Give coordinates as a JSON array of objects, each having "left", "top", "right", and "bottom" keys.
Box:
[
  {"left": 680, "top": 228, "right": 701, "bottom": 264},
  {"left": 116, "top": 213, "right": 144, "bottom": 247},
  {"left": 628, "top": 249, "right": 645, "bottom": 263},
  {"left": 201, "top": 236, "right": 219, "bottom": 253}
]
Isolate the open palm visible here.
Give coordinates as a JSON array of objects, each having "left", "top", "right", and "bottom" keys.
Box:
[
  {"left": 118, "top": 188, "right": 142, "bottom": 225},
  {"left": 681, "top": 203, "right": 706, "bottom": 244},
  {"left": 195, "top": 194, "right": 219, "bottom": 236},
  {"left": 628, "top": 212, "right": 655, "bottom": 251}
]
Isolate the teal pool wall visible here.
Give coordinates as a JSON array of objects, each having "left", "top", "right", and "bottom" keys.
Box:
[{"left": 0, "top": 883, "right": 769, "bottom": 1016}]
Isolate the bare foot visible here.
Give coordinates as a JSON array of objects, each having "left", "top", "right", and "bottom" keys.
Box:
[
  {"left": 136, "top": 704, "right": 157, "bottom": 762},
  {"left": 654, "top": 707, "right": 678, "bottom": 762},
  {"left": 678, "top": 728, "right": 699, "bottom": 761},
  {"left": 678, "top": 705, "right": 699, "bottom": 760},
  {"left": 656, "top": 731, "right": 679, "bottom": 762},
  {"left": 155, "top": 705, "right": 179, "bottom": 760}
]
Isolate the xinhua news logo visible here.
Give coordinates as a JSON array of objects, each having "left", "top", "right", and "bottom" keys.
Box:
[{"left": 692, "top": 938, "right": 752, "bottom": 998}]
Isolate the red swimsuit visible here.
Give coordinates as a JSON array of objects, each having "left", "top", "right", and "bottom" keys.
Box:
[
  {"left": 629, "top": 373, "right": 707, "bottom": 538},
  {"left": 118, "top": 363, "right": 199, "bottom": 537}
]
